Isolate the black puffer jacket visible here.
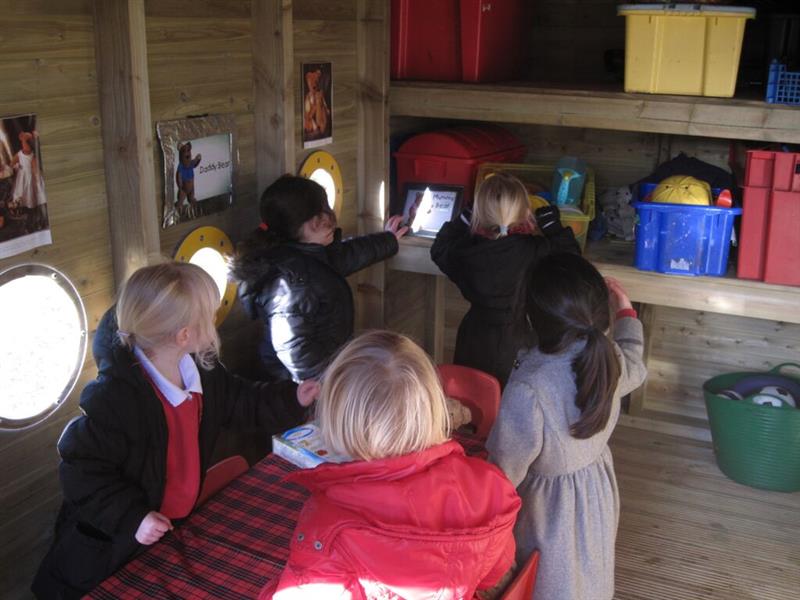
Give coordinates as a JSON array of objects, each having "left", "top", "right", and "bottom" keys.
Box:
[
  {"left": 32, "top": 309, "right": 305, "bottom": 600},
  {"left": 431, "top": 220, "right": 579, "bottom": 387},
  {"left": 233, "top": 229, "right": 398, "bottom": 382}
]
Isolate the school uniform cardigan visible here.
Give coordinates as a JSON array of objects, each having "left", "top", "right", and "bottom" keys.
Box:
[{"left": 32, "top": 309, "right": 305, "bottom": 600}]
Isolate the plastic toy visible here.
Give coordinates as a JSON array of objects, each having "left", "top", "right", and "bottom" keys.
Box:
[{"left": 651, "top": 175, "right": 711, "bottom": 206}]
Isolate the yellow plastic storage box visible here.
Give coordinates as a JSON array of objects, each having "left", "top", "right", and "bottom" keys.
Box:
[
  {"left": 475, "top": 163, "right": 596, "bottom": 252},
  {"left": 618, "top": 3, "right": 755, "bottom": 97}
]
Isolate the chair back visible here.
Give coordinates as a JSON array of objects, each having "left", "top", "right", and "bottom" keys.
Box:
[
  {"left": 196, "top": 454, "right": 249, "bottom": 507},
  {"left": 500, "top": 549, "right": 540, "bottom": 600},
  {"left": 437, "top": 364, "right": 501, "bottom": 438}
]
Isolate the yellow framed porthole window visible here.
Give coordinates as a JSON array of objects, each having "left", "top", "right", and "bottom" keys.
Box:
[
  {"left": 0, "top": 264, "right": 87, "bottom": 430},
  {"left": 299, "top": 150, "right": 343, "bottom": 218},
  {"left": 175, "top": 226, "right": 237, "bottom": 326}
]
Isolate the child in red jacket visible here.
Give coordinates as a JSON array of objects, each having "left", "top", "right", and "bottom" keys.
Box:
[{"left": 264, "top": 330, "right": 521, "bottom": 600}]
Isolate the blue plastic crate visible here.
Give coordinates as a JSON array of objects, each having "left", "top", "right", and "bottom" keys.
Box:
[
  {"left": 633, "top": 183, "right": 742, "bottom": 277},
  {"left": 766, "top": 60, "right": 800, "bottom": 106}
]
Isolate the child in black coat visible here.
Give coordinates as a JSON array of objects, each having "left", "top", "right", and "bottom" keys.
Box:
[
  {"left": 32, "top": 262, "right": 313, "bottom": 600},
  {"left": 431, "top": 171, "right": 579, "bottom": 386},
  {"left": 231, "top": 175, "right": 406, "bottom": 383}
]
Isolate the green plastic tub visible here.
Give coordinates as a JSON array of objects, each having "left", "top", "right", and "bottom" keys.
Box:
[{"left": 703, "top": 364, "right": 800, "bottom": 492}]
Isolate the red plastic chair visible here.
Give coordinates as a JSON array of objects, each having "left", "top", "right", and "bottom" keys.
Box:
[
  {"left": 196, "top": 455, "right": 249, "bottom": 507},
  {"left": 437, "top": 364, "right": 501, "bottom": 438},
  {"left": 500, "top": 549, "right": 540, "bottom": 600}
]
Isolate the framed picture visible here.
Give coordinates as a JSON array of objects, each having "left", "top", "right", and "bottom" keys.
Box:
[
  {"left": 301, "top": 62, "right": 333, "bottom": 149},
  {"left": 0, "top": 113, "right": 52, "bottom": 259},
  {"left": 156, "top": 114, "right": 237, "bottom": 228},
  {"left": 397, "top": 183, "right": 463, "bottom": 238}
]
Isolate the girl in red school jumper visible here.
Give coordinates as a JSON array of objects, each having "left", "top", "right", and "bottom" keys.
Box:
[
  {"left": 32, "top": 262, "right": 314, "bottom": 600},
  {"left": 431, "top": 171, "right": 580, "bottom": 387},
  {"left": 262, "top": 330, "right": 521, "bottom": 600}
]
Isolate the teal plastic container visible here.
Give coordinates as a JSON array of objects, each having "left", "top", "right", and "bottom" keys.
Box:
[
  {"left": 703, "top": 364, "right": 800, "bottom": 492},
  {"left": 551, "top": 157, "right": 586, "bottom": 207}
]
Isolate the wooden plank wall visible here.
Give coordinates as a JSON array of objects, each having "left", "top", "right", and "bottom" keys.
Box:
[{"left": 0, "top": 3, "right": 114, "bottom": 597}]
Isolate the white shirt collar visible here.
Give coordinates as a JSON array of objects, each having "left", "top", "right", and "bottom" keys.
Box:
[{"left": 134, "top": 346, "right": 203, "bottom": 407}]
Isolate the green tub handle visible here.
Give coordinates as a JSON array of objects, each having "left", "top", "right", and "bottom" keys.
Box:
[{"left": 769, "top": 363, "right": 800, "bottom": 376}]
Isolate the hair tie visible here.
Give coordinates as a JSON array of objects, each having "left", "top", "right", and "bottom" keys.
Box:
[
  {"left": 258, "top": 222, "right": 269, "bottom": 231},
  {"left": 498, "top": 224, "right": 509, "bottom": 237}
]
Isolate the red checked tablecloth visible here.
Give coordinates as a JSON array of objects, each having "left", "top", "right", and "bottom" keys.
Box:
[{"left": 88, "top": 434, "right": 485, "bottom": 599}]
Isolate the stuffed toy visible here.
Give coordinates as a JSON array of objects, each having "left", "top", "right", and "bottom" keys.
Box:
[
  {"left": 176, "top": 141, "right": 201, "bottom": 218},
  {"left": 652, "top": 175, "right": 711, "bottom": 206},
  {"left": 303, "top": 69, "right": 330, "bottom": 139},
  {"left": 598, "top": 186, "right": 636, "bottom": 241}
]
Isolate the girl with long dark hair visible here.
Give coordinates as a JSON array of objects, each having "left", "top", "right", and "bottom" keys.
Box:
[{"left": 486, "top": 253, "right": 647, "bottom": 600}]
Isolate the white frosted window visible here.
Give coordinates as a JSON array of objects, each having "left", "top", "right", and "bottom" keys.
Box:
[
  {"left": 309, "top": 168, "right": 337, "bottom": 211},
  {"left": 0, "top": 265, "right": 87, "bottom": 429},
  {"left": 189, "top": 246, "right": 228, "bottom": 301}
]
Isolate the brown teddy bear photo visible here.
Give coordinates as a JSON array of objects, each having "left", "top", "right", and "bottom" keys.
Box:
[{"left": 302, "top": 64, "right": 332, "bottom": 146}]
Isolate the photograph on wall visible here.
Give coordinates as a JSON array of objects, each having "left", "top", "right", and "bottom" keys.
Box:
[
  {"left": 0, "top": 114, "right": 52, "bottom": 259},
  {"left": 301, "top": 62, "right": 333, "bottom": 149},
  {"left": 399, "top": 183, "right": 463, "bottom": 238},
  {"left": 156, "top": 114, "right": 237, "bottom": 228}
]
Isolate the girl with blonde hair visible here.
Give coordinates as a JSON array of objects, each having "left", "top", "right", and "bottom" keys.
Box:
[
  {"left": 33, "top": 262, "right": 313, "bottom": 600},
  {"left": 264, "top": 330, "right": 521, "bottom": 600},
  {"left": 431, "top": 171, "right": 579, "bottom": 386}
]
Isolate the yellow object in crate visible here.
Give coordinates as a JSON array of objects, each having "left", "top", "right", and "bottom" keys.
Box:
[
  {"left": 476, "top": 162, "right": 596, "bottom": 252},
  {"left": 618, "top": 4, "right": 755, "bottom": 97}
]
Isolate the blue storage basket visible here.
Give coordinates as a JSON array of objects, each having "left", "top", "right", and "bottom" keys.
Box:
[
  {"left": 766, "top": 60, "right": 800, "bottom": 106},
  {"left": 633, "top": 183, "right": 741, "bottom": 277}
]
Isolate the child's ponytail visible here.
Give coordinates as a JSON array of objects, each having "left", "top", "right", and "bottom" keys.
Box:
[
  {"left": 571, "top": 327, "right": 620, "bottom": 439},
  {"left": 522, "top": 253, "right": 621, "bottom": 439}
]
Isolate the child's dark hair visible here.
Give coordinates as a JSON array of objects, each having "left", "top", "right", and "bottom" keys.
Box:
[
  {"left": 522, "top": 253, "right": 621, "bottom": 439},
  {"left": 237, "top": 175, "right": 333, "bottom": 255}
]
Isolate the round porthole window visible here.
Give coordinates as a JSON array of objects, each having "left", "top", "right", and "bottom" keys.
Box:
[
  {"left": 175, "top": 226, "right": 237, "bottom": 325},
  {"left": 0, "top": 264, "right": 87, "bottom": 430},
  {"left": 299, "top": 150, "right": 343, "bottom": 218}
]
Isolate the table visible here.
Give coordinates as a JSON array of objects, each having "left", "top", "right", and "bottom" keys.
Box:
[{"left": 89, "top": 434, "right": 484, "bottom": 599}]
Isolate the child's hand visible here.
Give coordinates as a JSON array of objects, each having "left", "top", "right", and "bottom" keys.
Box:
[
  {"left": 385, "top": 215, "right": 409, "bottom": 240},
  {"left": 135, "top": 511, "right": 173, "bottom": 545},
  {"left": 297, "top": 379, "right": 320, "bottom": 407},
  {"left": 605, "top": 277, "right": 633, "bottom": 314}
]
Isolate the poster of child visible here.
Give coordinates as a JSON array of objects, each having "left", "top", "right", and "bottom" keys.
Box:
[{"left": 0, "top": 114, "right": 52, "bottom": 259}]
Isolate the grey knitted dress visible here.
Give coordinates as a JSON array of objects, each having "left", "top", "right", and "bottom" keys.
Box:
[{"left": 486, "top": 317, "right": 646, "bottom": 600}]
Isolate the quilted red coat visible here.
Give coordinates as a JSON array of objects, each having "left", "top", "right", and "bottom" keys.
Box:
[{"left": 263, "top": 440, "right": 521, "bottom": 600}]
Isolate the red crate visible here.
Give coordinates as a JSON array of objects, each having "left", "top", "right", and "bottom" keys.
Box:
[
  {"left": 394, "top": 125, "right": 526, "bottom": 204},
  {"left": 460, "top": 0, "right": 525, "bottom": 82},
  {"left": 763, "top": 190, "right": 800, "bottom": 286},
  {"left": 737, "top": 186, "right": 771, "bottom": 280},
  {"left": 391, "top": 0, "right": 461, "bottom": 81},
  {"left": 744, "top": 149, "right": 800, "bottom": 191}
]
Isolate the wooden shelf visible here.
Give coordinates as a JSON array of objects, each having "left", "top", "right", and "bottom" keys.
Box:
[
  {"left": 388, "top": 237, "right": 800, "bottom": 324},
  {"left": 390, "top": 81, "right": 800, "bottom": 143}
]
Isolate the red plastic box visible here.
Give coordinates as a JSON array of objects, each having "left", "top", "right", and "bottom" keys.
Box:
[
  {"left": 738, "top": 149, "right": 800, "bottom": 286},
  {"left": 391, "top": 0, "right": 460, "bottom": 81},
  {"left": 391, "top": 0, "right": 525, "bottom": 83},
  {"left": 394, "top": 125, "right": 526, "bottom": 203}
]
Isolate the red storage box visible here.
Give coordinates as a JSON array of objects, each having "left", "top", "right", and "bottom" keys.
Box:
[
  {"left": 460, "top": 0, "right": 525, "bottom": 82},
  {"left": 738, "top": 149, "right": 800, "bottom": 286},
  {"left": 391, "top": 0, "right": 525, "bottom": 83},
  {"left": 391, "top": 0, "right": 460, "bottom": 81},
  {"left": 394, "top": 125, "right": 526, "bottom": 203}
]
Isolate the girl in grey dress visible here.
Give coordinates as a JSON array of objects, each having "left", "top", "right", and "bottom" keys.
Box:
[{"left": 487, "top": 253, "right": 647, "bottom": 600}]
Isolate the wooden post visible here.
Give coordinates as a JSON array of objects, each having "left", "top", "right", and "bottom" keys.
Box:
[
  {"left": 355, "top": 0, "right": 389, "bottom": 330},
  {"left": 628, "top": 303, "right": 656, "bottom": 416},
  {"left": 252, "top": 0, "right": 295, "bottom": 194},
  {"left": 93, "top": 0, "right": 160, "bottom": 289}
]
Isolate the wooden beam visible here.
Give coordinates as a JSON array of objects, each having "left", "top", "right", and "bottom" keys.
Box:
[
  {"left": 390, "top": 81, "right": 800, "bottom": 144},
  {"left": 355, "top": 0, "right": 389, "bottom": 330},
  {"left": 252, "top": 0, "right": 295, "bottom": 194},
  {"left": 627, "top": 303, "right": 656, "bottom": 416},
  {"left": 93, "top": 0, "right": 160, "bottom": 288}
]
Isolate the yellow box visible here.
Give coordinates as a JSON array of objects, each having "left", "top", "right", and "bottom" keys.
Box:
[
  {"left": 475, "top": 163, "right": 596, "bottom": 253},
  {"left": 618, "top": 4, "right": 755, "bottom": 97}
]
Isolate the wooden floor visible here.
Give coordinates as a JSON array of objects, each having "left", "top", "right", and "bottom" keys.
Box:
[{"left": 611, "top": 425, "right": 800, "bottom": 600}]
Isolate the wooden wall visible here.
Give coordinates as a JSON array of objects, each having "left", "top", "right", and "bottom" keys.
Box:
[{"left": 0, "top": 3, "right": 113, "bottom": 596}]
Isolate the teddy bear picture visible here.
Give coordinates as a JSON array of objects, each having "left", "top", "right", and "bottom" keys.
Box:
[
  {"left": 176, "top": 141, "right": 202, "bottom": 219},
  {"left": 301, "top": 62, "right": 333, "bottom": 148}
]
